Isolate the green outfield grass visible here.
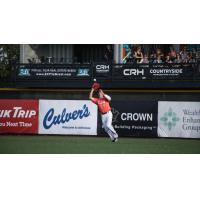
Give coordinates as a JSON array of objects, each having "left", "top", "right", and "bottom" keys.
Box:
[{"left": 0, "top": 136, "right": 200, "bottom": 154}]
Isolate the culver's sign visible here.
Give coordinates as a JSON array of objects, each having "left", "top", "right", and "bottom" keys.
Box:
[{"left": 39, "top": 100, "right": 97, "bottom": 135}]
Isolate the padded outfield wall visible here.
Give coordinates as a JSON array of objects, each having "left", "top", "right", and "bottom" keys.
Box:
[{"left": 0, "top": 88, "right": 200, "bottom": 138}]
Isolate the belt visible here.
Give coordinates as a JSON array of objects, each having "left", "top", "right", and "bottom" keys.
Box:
[{"left": 101, "top": 111, "right": 110, "bottom": 115}]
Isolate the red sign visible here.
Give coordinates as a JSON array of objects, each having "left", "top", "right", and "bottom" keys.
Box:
[{"left": 0, "top": 99, "right": 39, "bottom": 134}]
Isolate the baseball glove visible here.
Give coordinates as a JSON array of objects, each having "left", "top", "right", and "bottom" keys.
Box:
[{"left": 92, "top": 82, "right": 101, "bottom": 90}]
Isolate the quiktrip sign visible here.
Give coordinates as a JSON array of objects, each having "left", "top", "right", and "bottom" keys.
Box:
[
  {"left": 0, "top": 99, "right": 39, "bottom": 134},
  {"left": 39, "top": 100, "right": 98, "bottom": 135}
]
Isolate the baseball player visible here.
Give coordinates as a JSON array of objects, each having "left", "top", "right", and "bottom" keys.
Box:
[{"left": 89, "top": 82, "right": 118, "bottom": 142}]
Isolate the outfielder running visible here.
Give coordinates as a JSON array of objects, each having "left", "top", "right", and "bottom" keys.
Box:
[{"left": 89, "top": 82, "right": 118, "bottom": 142}]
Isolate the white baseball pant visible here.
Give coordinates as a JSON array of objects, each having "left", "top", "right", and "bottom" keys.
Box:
[{"left": 101, "top": 111, "right": 118, "bottom": 141}]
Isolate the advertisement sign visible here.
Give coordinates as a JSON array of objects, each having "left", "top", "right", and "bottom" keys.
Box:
[
  {"left": 158, "top": 101, "right": 200, "bottom": 138},
  {"left": 94, "top": 64, "right": 110, "bottom": 78},
  {"left": 39, "top": 100, "right": 97, "bottom": 135},
  {"left": 15, "top": 63, "right": 199, "bottom": 89},
  {"left": 104, "top": 101, "right": 158, "bottom": 137},
  {"left": 149, "top": 63, "right": 194, "bottom": 79},
  {"left": 17, "top": 65, "right": 91, "bottom": 80},
  {"left": 112, "top": 63, "right": 194, "bottom": 80},
  {"left": 113, "top": 64, "right": 147, "bottom": 80},
  {"left": 0, "top": 99, "right": 39, "bottom": 134}
]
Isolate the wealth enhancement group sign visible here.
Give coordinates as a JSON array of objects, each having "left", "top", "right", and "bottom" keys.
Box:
[{"left": 158, "top": 101, "right": 200, "bottom": 138}]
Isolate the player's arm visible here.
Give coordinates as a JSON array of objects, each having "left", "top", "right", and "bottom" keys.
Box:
[
  {"left": 89, "top": 88, "right": 96, "bottom": 102},
  {"left": 100, "top": 89, "right": 111, "bottom": 101}
]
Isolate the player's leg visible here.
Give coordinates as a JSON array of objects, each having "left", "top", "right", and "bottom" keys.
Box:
[
  {"left": 101, "top": 114, "right": 115, "bottom": 141},
  {"left": 105, "top": 111, "right": 118, "bottom": 140},
  {"left": 104, "top": 127, "right": 115, "bottom": 141}
]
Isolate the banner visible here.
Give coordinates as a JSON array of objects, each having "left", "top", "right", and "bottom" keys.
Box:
[
  {"left": 112, "top": 63, "right": 195, "bottom": 80},
  {"left": 39, "top": 100, "right": 97, "bottom": 135},
  {"left": 149, "top": 63, "right": 194, "bottom": 79},
  {"left": 94, "top": 64, "right": 110, "bottom": 78},
  {"left": 0, "top": 99, "right": 38, "bottom": 134},
  {"left": 103, "top": 101, "right": 158, "bottom": 137},
  {"left": 112, "top": 64, "right": 147, "bottom": 80},
  {"left": 158, "top": 101, "right": 200, "bottom": 138},
  {"left": 15, "top": 63, "right": 199, "bottom": 89},
  {"left": 17, "top": 64, "right": 91, "bottom": 80}
]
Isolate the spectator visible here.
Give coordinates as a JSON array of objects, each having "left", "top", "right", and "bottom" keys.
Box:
[
  {"left": 32, "top": 58, "right": 36, "bottom": 63},
  {"left": 165, "top": 55, "right": 173, "bottom": 63},
  {"left": 122, "top": 47, "right": 133, "bottom": 63},
  {"left": 174, "top": 54, "right": 182, "bottom": 63},
  {"left": 197, "top": 50, "right": 200, "bottom": 60},
  {"left": 134, "top": 46, "right": 143, "bottom": 63},
  {"left": 121, "top": 45, "right": 199, "bottom": 64},
  {"left": 149, "top": 53, "right": 156, "bottom": 63},
  {"left": 123, "top": 44, "right": 131, "bottom": 60},
  {"left": 156, "top": 48, "right": 164, "bottom": 61},
  {"left": 104, "top": 45, "right": 113, "bottom": 62},
  {"left": 168, "top": 47, "right": 177, "bottom": 61},
  {"left": 40, "top": 56, "right": 45, "bottom": 64},
  {"left": 188, "top": 53, "right": 196, "bottom": 63},
  {"left": 142, "top": 54, "right": 149, "bottom": 63},
  {"left": 153, "top": 55, "right": 163, "bottom": 63},
  {"left": 180, "top": 46, "right": 188, "bottom": 63},
  {"left": 191, "top": 48, "right": 197, "bottom": 61}
]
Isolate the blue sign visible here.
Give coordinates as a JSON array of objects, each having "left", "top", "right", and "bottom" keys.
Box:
[
  {"left": 43, "top": 104, "right": 90, "bottom": 129},
  {"left": 18, "top": 68, "right": 30, "bottom": 76},
  {"left": 77, "top": 68, "right": 90, "bottom": 76}
]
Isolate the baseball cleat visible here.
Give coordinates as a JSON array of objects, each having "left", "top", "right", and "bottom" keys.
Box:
[{"left": 112, "top": 138, "right": 118, "bottom": 142}]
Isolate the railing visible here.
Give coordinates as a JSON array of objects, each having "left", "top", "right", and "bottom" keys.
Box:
[{"left": 25, "top": 57, "right": 101, "bottom": 64}]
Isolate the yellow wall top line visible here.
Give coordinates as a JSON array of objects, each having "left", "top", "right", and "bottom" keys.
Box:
[{"left": 1, "top": 88, "right": 200, "bottom": 93}]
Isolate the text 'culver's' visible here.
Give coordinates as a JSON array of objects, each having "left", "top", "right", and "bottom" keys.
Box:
[{"left": 43, "top": 104, "right": 90, "bottom": 129}]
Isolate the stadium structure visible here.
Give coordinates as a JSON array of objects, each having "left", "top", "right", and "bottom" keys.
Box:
[{"left": 0, "top": 44, "right": 200, "bottom": 153}]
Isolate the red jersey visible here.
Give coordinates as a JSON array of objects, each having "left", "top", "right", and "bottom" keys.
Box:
[{"left": 92, "top": 97, "right": 111, "bottom": 114}]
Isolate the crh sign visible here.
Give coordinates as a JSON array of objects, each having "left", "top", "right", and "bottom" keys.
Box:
[
  {"left": 96, "top": 65, "right": 110, "bottom": 73},
  {"left": 123, "top": 69, "right": 144, "bottom": 76}
]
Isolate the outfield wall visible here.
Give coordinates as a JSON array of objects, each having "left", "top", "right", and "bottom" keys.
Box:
[{"left": 0, "top": 89, "right": 200, "bottom": 138}]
